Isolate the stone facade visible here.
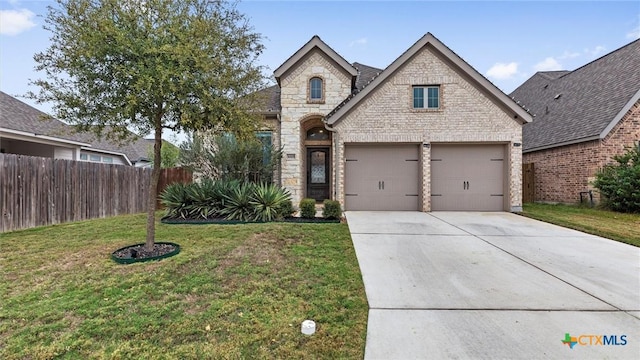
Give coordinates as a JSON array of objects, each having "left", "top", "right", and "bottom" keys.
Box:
[
  {"left": 523, "top": 100, "right": 640, "bottom": 203},
  {"left": 278, "top": 49, "right": 353, "bottom": 204},
  {"left": 332, "top": 45, "right": 523, "bottom": 211}
]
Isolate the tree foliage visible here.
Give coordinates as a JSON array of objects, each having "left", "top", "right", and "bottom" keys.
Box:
[
  {"left": 29, "top": 0, "right": 265, "bottom": 250},
  {"left": 593, "top": 146, "right": 640, "bottom": 213},
  {"left": 148, "top": 140, "right": 180, "bottom": 168},
  {"left": 180, "top": 132, "right": 282, "bottom": 184}
]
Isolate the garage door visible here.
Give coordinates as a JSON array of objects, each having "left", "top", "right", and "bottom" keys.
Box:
[
  {"left": 344, "top": 145, "right": 420, "bottom": 211},
  {"left": 431, "top": 144, "right": 505, "bottom": 211}
]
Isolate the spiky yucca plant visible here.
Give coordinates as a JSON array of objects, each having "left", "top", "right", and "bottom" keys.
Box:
[{"left": 250, "top": 183, "right": 292, "bottom": 222}]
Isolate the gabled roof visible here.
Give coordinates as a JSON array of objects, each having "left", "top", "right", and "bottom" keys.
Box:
[
  {"left": 0, "top": 91, "right": 152, "bottom": 163},
  {"left": 274, "top": 35, "right": 358, "bottom": 87},
  {"left": 511, "top": 39, "right": 640, "bottom": 152},
  {"left": 326, "top": 33, "right": 533, "bottom": 126}
]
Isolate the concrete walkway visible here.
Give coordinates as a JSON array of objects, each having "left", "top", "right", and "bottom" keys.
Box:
[{"left": 346, "top": 211, "right": 640, "bottom": 359}]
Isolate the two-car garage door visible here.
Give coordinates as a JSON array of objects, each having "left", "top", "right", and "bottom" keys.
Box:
[{"left": 344, "top": 144, "right": 506, "bottom": 211}]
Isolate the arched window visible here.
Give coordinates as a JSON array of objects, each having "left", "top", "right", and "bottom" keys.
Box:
[
  {"left": 306, "top": 127, "right": 329, "bottom": 140},
  {"left": 309, "top": 77, "right": 323, "bottom": 101}
]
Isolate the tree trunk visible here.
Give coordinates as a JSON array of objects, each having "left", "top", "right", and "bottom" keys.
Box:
[{"left": 145, "top": 116, "right": 163, "bottom": 251}]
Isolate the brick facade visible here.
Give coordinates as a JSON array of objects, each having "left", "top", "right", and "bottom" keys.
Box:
[
  {"left": 331, "top": 46, "right": 524, "bottom": 211},
  {"left": 523, "top": 100, "right": 640, "bottom": 203}
]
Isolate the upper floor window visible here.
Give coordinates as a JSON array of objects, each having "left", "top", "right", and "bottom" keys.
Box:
[
  {"left": 309, "top": 77, "right": 323, "bottom": 102},
  {"left": 413, "top": 85, "right": 440, "bottom": 109}
]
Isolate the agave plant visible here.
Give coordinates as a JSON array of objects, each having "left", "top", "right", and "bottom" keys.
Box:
[
  {"left": 219, "top": 182, "right": 256, "bottom": 221},
  {"left": 184, "top": 179, "right": 222, "bottom": 219},
  {"left": 159, "top": 183, "right": 192, "bottom": 219},
  {"left": 250, "top": 183, "right": 292, "bottom": 222}
]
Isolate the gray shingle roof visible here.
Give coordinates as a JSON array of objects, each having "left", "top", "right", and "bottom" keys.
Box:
[
  {"left": 0, "top": 91, "right": 84, "bottom": 144},
  {"left": 353, "top": 62, "right": 383, "bottom": 91},
  {"left": 0, "top": 91, "right": 152, "bottom": 163},
  {"left": 511, "top": 39, "right": 640, "bottom": 152}
]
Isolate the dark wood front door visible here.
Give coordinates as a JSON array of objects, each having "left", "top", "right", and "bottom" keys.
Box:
[{"left": 307, "top": 148, "right": 330, "bottom": 202}]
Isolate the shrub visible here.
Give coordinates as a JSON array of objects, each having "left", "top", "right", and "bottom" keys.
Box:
[
  {"left": 300, "top": 198, "right": 317, "bottom": 219},
  {"left": 322, "top": 199, "right": 342, "bottom": 219},
  {"left": 275, "top": 199, "right": 295, "bottom": 219},
  {"left": 185, "top": 178, "right": 223, "bottom": 219},
  {"left": 250, "top": 183, "right": 292, "bottom": 222},
  {"left": 593, "top": 146, "right": 640, "bottom": 213},
  {"left": 159, "top": 183, "right": 192, "bottom": 219},
  {"left": 220, "top": 182, "right": 255, "bottom": 221},
  {"left": 180, "top": 133, "right": 282, "bottom": 184}
]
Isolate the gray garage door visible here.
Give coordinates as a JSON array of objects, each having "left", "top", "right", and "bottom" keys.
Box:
[
  {"left": 344, "top": 145, "right": 420, "bottom": 211},
  {"left": 431, "top": 144, "right": 505, "bottom": 211}
]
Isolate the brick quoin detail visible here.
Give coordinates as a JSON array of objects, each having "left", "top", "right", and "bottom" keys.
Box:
[{"left": 523, "top": 100, "right": 640, "bottom": 203}]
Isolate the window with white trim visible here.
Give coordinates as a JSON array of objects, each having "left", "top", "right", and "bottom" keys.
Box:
[{"left": 413, "top": 85, "right": 440, "bottom": 109}]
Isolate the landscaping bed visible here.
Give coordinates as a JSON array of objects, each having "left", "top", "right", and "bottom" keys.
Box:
[{"left": 160, "top": 216, "right": 341, "bottom": 225}]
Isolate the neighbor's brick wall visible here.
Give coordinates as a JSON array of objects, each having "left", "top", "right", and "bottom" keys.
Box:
[
  {"left": 333, "top": 45, "right": 524, "bottom": 211},
  {"left": 278, "top": 49, "right": 353, "bottom": 204},
  {"left": 523, "top": 100, "right": 640, "bottom": 203}
]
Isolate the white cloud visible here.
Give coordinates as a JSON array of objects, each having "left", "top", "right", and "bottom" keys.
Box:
[
  {"left": 627, "top": 25, "right": 640, "bottom": 39},
  {"left": 486, "top": 62, "right": 519, "bottom": 80},
  {"left": 534, "top": 57, "right": 563, "bottom": 71},
  {"left": 0, "top": 8, "right": 36, "bottom": 36},
  {"left": 584, "top": 45, "right": 606, "bottom": 57},
  {"left": 558, "top": 50, "right": 580, "bottom": 60},
  {"left": 349, "top": 37, "right": 367, "bottom": 47}
]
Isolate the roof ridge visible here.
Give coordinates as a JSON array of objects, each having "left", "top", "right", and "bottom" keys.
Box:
[{"left": 559, "top": 38, "right": 640, "bottom": 80}]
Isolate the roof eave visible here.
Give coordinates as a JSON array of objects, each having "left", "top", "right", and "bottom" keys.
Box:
[
  {"left": 523, "top": 135, "right": 601, "bottom": 153},
  {"left": 0, "top": 127, "right": 92, "bottom": 147},
  {"left": 599, "top": 89, "right": 640, "bottom": 139},
  {"left": 326, "top": 33, "right": 533, "bottom": 126}
]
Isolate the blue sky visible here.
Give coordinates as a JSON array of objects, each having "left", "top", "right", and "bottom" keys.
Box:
[{"left": 1, "top": 0, "right": 639, "bottom": 141}]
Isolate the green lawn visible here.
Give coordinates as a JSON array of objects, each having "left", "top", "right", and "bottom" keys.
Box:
[
  {"left": 0, "top": 213, "right": 368, "bottom": 359},
  {"left": 522, "top": 203, "right": 640, "bottom": 247}
]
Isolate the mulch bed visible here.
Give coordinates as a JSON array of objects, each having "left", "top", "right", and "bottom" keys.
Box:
[
  {"left": 112, "top": 242, "right": 179, "bottom": 262},
  {"left": 160, "top": 216, "right": 341, "bottom": 225}
]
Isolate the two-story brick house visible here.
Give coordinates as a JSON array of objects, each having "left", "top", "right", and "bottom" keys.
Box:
[{"left": 256, "top": 33, "right": 532, "bottom": 211}]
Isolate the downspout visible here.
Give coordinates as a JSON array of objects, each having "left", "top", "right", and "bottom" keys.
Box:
[{"left": 323, "top": 119, "right": 338, "bottom": 200}]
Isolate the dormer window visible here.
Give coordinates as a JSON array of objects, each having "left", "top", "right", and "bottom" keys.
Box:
[{"left": 309, "top": 77, "right": 324, "bottom": 103}]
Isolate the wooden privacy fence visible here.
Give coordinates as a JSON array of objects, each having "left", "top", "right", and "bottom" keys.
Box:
[
  {"left": 157, "top": 166, "right": 193, "bottom": 208},
  {"left": 522, "top": 163, "right": 535, "bottom": 203},
  {"left": 0, "top": 154, "right": 192, "bottom": 232}
]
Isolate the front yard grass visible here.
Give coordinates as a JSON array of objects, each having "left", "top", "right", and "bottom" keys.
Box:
[
  {"left": 522, "top": 203, "right": 640, "bottom": 247},
  {"left": 0, "top": 213, "right": 368, "bottom": 359}
]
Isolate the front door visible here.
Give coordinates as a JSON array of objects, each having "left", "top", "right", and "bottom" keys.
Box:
[{"left": 307, "top": 148, "right": 330, "bottom": 202}]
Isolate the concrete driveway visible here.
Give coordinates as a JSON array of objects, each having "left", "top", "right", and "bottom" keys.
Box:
[{"left": 346, "top": 211, "right": 640, "bottom": 359}]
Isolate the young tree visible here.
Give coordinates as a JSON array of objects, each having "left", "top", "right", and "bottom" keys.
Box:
[{"left": 29, "top": 0, "right": 265, "bottom": 251}]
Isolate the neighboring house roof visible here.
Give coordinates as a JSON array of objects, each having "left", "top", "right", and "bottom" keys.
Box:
[
  {"left": 274, "top": 35, "right": 358, "bottom": 87},
  {"left": 71, "top": 128, "right": 152, "bottom": 164},
  {"left": 253, "top": 85, "right": 282, "bottom": 114},
  {"left": 0, "top": 91, "right": 153, "bottom": 164},
  {"left": 0, "top": 91, "right": 90, "bottom": 147},
  {"left": 511, "top": 39, "right": 640, "bottom": 152},
  {"left": 325, "top": 33, "right": 533, "bottom": 126}
]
